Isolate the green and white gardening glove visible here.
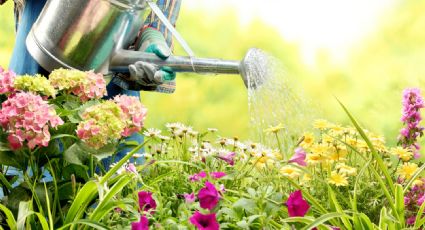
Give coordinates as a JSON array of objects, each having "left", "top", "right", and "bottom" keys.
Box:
[{"left": 128, "top": 27, "right": 176, "bottom": 93}]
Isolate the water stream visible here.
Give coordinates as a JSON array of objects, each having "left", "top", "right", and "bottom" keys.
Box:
[{"left": 244, "top": 49, "right": 316, "bottom": 150}]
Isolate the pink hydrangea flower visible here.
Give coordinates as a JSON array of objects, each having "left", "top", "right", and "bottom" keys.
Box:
[
  {"left": 114, "top": 95, "right": 148, "bottom": 137},
  {"left": 0, "top": 68, "right": 16, "bottom": 94},
  {"left": 189, "top": 211, "right": 219, "bottom": 230},
  {"left": 71, "top": 71, "right": 107, "bottom": 102},
  {"left": 131, "top": 215, "right": 149, "bottom": 230},
  {"left": 184, "top": 193, "right": 196, "bottom": 203},
  {"left": 138, "top": 191, "right": 156, "bottom": 213},
  {"left": 0, "top": 92, "right": 63, "bottom": 150},
  {"left": 285, "top": 190, "right": 310, "bottom": 217},
  {"left": 289, "top": 147, "right": 307, "bottom": 166},
  {"left": 198, "top": 181, "right": 220, "bottom": 210},
  {"left": 210, "top": 172, "right": 227, "bottom": 179}
]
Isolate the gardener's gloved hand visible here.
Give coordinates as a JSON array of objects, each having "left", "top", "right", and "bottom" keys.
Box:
[{"left": 127, "top": 27, "right": 176, "bottom": 91}]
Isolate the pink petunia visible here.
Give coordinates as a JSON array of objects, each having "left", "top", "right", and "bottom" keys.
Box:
[
  {"left": 289, "top": 147, "right": 307, "bottom": 166},
  {"left": 198, "top": 181, "right": 220, "bottom": 210},
  {"left": 131, "top": 215, "right": 149, "bottom": 230},
  {"left": 138, "top": 191, "right": 157, "bottom": 213},
  {"left": 285, "top": 190, "right": 310, "bottom": 217},
  {"left": 189, "top": 211, "right": 219, "bottom": 230},
  {"left": 189, "top": 171, "right": 208, "bottom": 182},
  {"left": 184, "top": 193, "right": 196, "bottom": 204},
  {"left": 210, "top": 172, "right": 227, "bottom": 179},
  {"left": 217, "top": 151, "right": 235, "bottom": 165}
]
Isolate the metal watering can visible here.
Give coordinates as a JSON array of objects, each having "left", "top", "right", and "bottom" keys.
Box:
[{"left": 26, "top": 0, "right": 260, "bottom": 88}]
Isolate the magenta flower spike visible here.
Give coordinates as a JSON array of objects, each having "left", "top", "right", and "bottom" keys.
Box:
[
  {"left": 285, "top": 190, "right": 310, "bottom": 217},
  {"left": 189, "top": 211, "right": 220, "bottom": 230}
]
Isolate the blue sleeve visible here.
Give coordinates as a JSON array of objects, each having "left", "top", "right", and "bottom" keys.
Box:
[{"left": 9, "top": 0, "right": 49, "bottom": 76}]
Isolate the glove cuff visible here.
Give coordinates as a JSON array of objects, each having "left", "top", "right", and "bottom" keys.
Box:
[{"left": 135, "top": 27, "right": 167, "bottom": 50}]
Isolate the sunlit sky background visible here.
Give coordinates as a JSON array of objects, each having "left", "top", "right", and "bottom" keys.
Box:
[{"left": 185, "top": 0, "right": 399, "bottom": 66}]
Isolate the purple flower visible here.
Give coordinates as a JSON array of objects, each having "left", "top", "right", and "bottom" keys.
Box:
[
  {"left": 126, "top": 163, "right": 137, "bottom": 174},
  {"left": 184, "top": 193, "right": 196, "bottom": 203},
  {"left": 217, "top": 151, "right": 235, "bottom": 165},
  {"left": 407, "top": 215, "right": 416, "bottom": 226},
  {"left": 131, "top": 216, "right": 149, "bottom": 230},
  {"left": 210, "top": 172, "right": 227, "bottom": 179},
  {"left": 189, "top": 211, "right": 220, "bottom": 230},
  {"left": 285, "top": 190, "right": 310, "bottom": 217},
  {"left": 418, "top": 193, "right": 425, "bottom": 206},
  {"left": 138, "top": 191, "right": 157, "bottom": 213},
  {"left": 289, "top": 147, "right": 307, "bottom": 166},
  {"left": 189, "top": 171, "right": 207, "bottom": 182},
  {"left": 398, "top": 88, "right": 425, "bottom": 158},
  {"left": 198, "top": 181, "right": 220, "bottom": 210}
]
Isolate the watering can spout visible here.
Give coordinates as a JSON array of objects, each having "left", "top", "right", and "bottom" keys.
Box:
[{"left": 110, "top": 48, "right": 260, "bottom": 88}]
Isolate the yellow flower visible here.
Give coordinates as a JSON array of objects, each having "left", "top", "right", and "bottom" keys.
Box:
[
  {"left": 397, "top": 163, "right": 418, "bottom": 180},
  {"left": 322, "top": 135, "right": 334, "bottom": 144},
  {"left": 313, "top": 119, "right": 330, "bottom": 130},
  {"left": 391, "top": 147, "right": 413, "bottom": 162},
  {"left": 311, "top": 143, "right": 329, "bottom": 155},
  {"left": 301, "top": 132, "right": 315, "bottom": 147},
  {"left": 280, "top": 166, "right": 301, "bottom": 179},
  {"left": 264, "top": 123, "right": 285, "bottom": 134},
  {"left": 306, "top": 153, "right": 326, "bottom": 165},
  {"left": 327, "top": 149, "right": 347, "bottom": 162},
  {"left": 328, "top": 171, "right": 349, "bottom": 187},
  {"left": 335, "top": 163, "right": 357, "bottom": 176},
  {"left": 330, "top": 124, "right": 344, "bottom": 135}
]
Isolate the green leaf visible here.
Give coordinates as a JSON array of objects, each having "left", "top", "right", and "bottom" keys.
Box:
[
  {"left": 394, "top": 184, "right": 405, "bottom": 228},
  {"left": 0, "top": 151, "right": 24, "bottom": 168},
  {"left": 64, "top": 181, "right": 98, "bottom": 225},
  {"left": 17, "top": 201, "right": 50, "bottom": 230},
  {"left": 7, "top": 186, "right": 32, "bottom": 216},
  {"left": 88, "top": 175, "right": 132, "bottom": 223},
  {"left": 0, "top": 203, "right": 17, "bottom": 229},
  {"left": 328, "top": 186, "right": 352, "bottom": 230},
  {"left": 301, "top": 212, "right": 348, "bottom": 230},
  {"left": 63, "top": 142, "right": 89, "bottom": 166},
  {"left": 233, "top": 198, "right": 257, "bottom": 214},
  {"left": 57, "top": 219, "right": 110, "bottom": 230}
]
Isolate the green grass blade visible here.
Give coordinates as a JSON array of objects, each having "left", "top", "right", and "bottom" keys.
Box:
[
  {"left": 57, "top": 220, "right": 110, "bottom": 230},
  {"left": 414, "top": 198, "right": 425, "bottom": 228},
  {"left": 328, "top": 186, "right": 352, "bottom": 230},
  {"left": 337, "top": 99, "right": 394, "bottom": 191},
  {"left": 394, "top": 184, "right": 405, "bottom": 228},
  {"left": 301, "top": 212, "right": 347, "bottom": 230},
  {"left": 64, "top": 181, "right": 98, "bottom": 225},
  {"left": 0, "top": 203, "right": 17, "bottom": 229},
  {"left": 88, "top": 175, "right": 132, "bottom": 222}
]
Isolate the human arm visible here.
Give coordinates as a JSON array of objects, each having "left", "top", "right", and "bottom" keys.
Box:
[{"left": 116, "top": 0, "right": 182, "bottom": 93}]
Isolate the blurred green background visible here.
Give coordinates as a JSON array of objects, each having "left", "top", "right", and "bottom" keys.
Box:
[{"left": 1, "top": 0, "right": 425, "bottom": 145}]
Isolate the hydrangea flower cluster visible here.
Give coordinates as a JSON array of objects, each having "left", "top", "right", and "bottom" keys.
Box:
[
  {"left": 77, "top": 96, "right": 146, "bottom": 149},
  {"left": 76, "top": 101, "right": 125, "bottom": 149},
  {"left": 0, "top": 92, "right": 63, "bottom": 150},
  {"left": 14, "top": 74, "right": 57, "bottom": 97},
  {"left": 49, "top": 68, "right": 107, "bottom": 101},
  {"left": 0, "top": 67, "right": 16, "bottom": 94},
  {"left": 114, "top": 95, "right": 147, "bottom": 137},
  {"left": 398, "top": 88, "right": 424, "bottom": 158}
]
